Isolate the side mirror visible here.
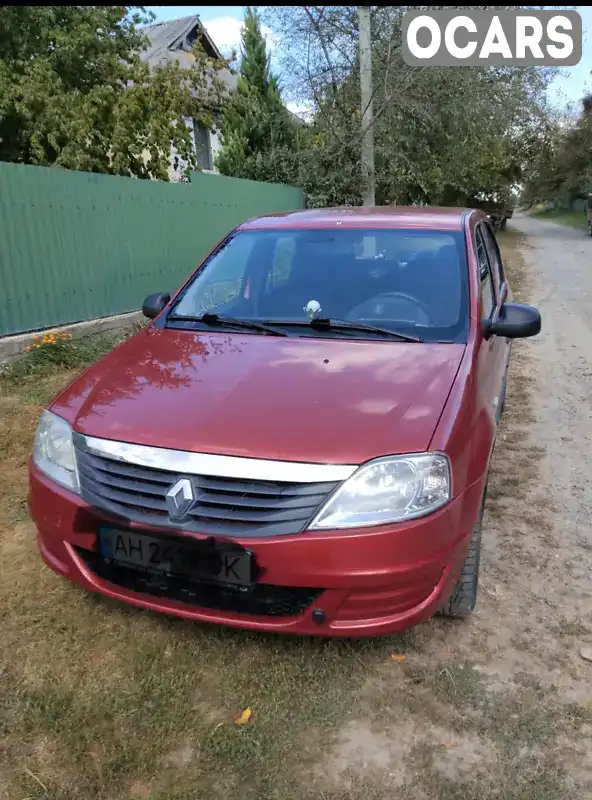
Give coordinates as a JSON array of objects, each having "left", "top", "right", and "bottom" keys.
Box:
[
  {"left": 483, "top": 302, "right": 541, "bottom": 340},
  {"left": 142, "top": 292, "right": 171, "bottom": 320}
]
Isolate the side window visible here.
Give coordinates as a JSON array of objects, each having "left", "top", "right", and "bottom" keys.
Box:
[
  {"left": 476, "top": 227, "right": 495, "bottom": 317},
  {"left": 481, "top": 222, "right": 504, "bottom": 287},
  {"left": 266, "top": 236, "right": 295, "bottom": 293}
]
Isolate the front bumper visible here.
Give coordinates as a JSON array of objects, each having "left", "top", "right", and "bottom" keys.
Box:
[{"left": 29, "top": 461, "right": 485, "bottom": 637}]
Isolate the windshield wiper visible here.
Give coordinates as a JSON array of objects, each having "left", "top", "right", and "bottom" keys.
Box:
[
  {"left": 263, "top": 318, "right": 423, "bottom": 342},
  {"left": 167, "top": 313, "right": 288, "bottom": 337}
]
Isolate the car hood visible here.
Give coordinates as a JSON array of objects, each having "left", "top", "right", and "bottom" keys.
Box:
[{"left": 51, "top": 327, "right": 465, "bottom": 465}]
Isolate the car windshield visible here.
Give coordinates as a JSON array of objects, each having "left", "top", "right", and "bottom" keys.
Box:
[{"left": 167, "top": 227, "right": 469, "bottom": 343}]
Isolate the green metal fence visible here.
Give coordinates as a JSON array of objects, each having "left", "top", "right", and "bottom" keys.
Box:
[{"left": 0, "top": 163, "right": 305, "bottom": 336}]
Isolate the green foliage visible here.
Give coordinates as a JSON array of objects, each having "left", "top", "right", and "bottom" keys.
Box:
[
  {"left": 240, "top": 5, "right": 274, "bottom": 98},
  {"left": 0, "top": 329, "right": 137, "bottom": 386},
  {"left": 255, "top": 5, "right": 556, "bottom": 208},
  {"left": 521, "top": 96, "right": 592, "bottom": 209},
  {"left": 0, "top": 6, "right": 228, "bottom": 180},
  {"left": 215, "top": 7, "right": 297, "bottom": 183},
  {"left": 0, "top": 4, "right": 557, "bottom": 203}
]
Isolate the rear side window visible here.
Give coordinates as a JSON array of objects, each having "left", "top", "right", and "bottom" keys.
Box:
[
  {"left": 481, "top": 223, "right": 504, "bottom": 288},
  {"left": 476, "top": 227, "right": 495, "bottom": 316}
]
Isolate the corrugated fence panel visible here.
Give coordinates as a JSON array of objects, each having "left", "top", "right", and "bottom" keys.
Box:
[{"left": 0, "top": 163, "right": 305, "bottom": 336}]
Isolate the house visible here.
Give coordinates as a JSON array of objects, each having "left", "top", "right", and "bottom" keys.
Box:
[{"left": 141, "top": 15, "right": 238, "bottom": 178}]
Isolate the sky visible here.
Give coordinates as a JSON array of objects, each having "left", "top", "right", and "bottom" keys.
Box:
[{"left": 146, "top": 5, "right": 592, "bottom": 112}]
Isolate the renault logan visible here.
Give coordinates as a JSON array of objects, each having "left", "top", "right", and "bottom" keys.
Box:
[{"left": 29, "top": 207, "right": 541, "bottom": 637}]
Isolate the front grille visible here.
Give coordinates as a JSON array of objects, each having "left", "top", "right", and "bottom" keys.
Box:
[
  {"left": 74, "top": 444, "right": 339, "bottom": 538},
  {"left": 75, "top": 548, "right": 323, "bottom": 617}
]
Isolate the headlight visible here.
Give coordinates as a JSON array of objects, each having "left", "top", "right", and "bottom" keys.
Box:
[
  {"left": 33, "top": 410, "right": 80, "bottom": 494},
  {"left": 309, "top": 453, "right": 451, "bottom": 530}
]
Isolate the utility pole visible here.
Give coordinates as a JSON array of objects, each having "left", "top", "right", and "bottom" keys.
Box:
[{"left": 359, "top": 5, "right": 375, "bottom": 207}]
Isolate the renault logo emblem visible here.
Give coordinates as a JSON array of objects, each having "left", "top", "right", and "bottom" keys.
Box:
[{"left": 166, "top": 478, "right": 195, "bottom": 520}]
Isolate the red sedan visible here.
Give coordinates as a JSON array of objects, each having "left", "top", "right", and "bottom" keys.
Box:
[{"left": 29, "top": 206, "right": 541, "bottom": 636}]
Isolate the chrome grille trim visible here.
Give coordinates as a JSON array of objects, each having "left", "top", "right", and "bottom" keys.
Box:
[
  {"left": 72, "top": 433, "right": 352, "bottom": 538},
  {"left": 80, "top": 434, "right": 357, "bottom": 484}
]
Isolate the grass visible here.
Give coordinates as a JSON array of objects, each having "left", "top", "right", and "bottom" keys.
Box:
[
  {"left": 531, "top": 207, "right": 589, "bottom": 230},
  {"left": 0, "top": 327, "right": 140, "bottom": 388},
  {"left": 0, "top": 237, "right": 590, "bottom": 799}
]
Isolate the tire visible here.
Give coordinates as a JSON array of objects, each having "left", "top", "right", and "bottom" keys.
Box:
[
  {"left": 588, "top": 225, "right": 592, "bottom": 237},
  {"left": 499, "top": 217, "right": 507, "bottom": 232},
  {"left": 439, "top": 495, "right": 485, "bottom": 619}
]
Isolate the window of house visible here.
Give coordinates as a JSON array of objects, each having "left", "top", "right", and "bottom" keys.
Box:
[{"left": 193, "top": 121, "right": 212, "bottom": 171}]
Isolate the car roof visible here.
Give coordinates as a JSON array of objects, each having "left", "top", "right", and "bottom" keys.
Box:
[{"left": 239, "top": 206, "right": 476, "bottom": 233}]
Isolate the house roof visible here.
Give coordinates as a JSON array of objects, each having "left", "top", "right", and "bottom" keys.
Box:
[
  {"left": 140, "top": 15, "right": 306, "bottom": 126},
  {"left": 141, "top": 15, "right": 237, "bottom": 91}
]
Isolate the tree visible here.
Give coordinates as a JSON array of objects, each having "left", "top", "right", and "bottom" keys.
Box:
[
  {"left": 260, "top": 5, "right": 556, "bottom": 207},
  {"left": 521, "top": 95, "right": 592, "bottom": 208},
  {"left": 215, "top": 7, "right": 297, "bottom": 182},
  {"left": 0, "top": 6, "right": 228, "bottom": 180}
]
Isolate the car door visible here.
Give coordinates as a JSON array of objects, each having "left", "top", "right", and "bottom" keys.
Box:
[
  {"left": 475, "top": 223, "right": 507, "bottom": 428},
  {"left": 480, "top": 221, "right": 512, "bottom": 418}
]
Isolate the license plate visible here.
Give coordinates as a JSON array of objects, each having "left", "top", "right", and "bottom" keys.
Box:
[{"left": 98, "top": 528, "right": 254, "bottom": 587}]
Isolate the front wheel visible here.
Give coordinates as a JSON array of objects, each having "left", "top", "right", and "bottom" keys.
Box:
[
  {"left": 588, "top": 224, "right": 592, "bottom": 237},
  {"left": 439, "top": 496, "right": 485, "bottom": 619}
]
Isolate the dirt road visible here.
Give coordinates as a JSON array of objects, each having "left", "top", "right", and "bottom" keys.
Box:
[{"left": 510, "top": 212, "right": 592, "bottom": 615}]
